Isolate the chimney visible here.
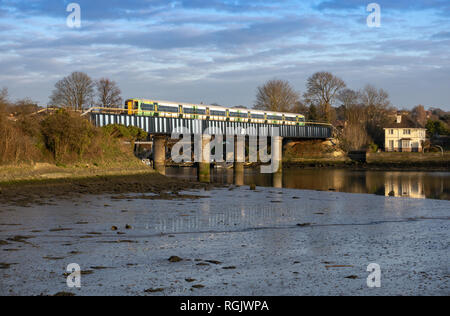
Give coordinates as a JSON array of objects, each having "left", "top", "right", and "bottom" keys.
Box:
[{"left": 396, "top": 113, "right": 402, "bottom": 124}]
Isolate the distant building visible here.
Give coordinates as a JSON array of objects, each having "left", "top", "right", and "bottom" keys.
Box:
[{"left": 384, "top": 113, "right": 426, "bottom": 152}]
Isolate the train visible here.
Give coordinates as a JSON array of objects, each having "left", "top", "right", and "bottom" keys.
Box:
[{"left": 124, "top": 98, "right": 306, "bottom": 126}]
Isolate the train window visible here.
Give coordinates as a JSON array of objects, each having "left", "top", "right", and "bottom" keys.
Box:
[
  {"left": 141, "top": 103, "right": 155, "bottom": 111},
  {"left": 285, "top": 116, "right": 297, "bottom": 122},
  {"left": 267, "top": 115, "right": 282, "bottom": 121},
  {"left": 250, "top": 113, "right": 265, "bottom": 119},
  {"left": 196, "top": 109, "right": 206, "bottom": 115},
  {"left": 210, "top": 110, "right": 226, "bottom": 116},
  {"left": 158, "top": 105, "right": 178, "bottom": 113},
  {"left": 183, "top": 107, "right": 206, "bottom": 115},
  {"left": 134, "top": 101, "right": 139, "bottom": 109},
  {"left": 299, "top": 117, "right": 305, "bottom": 122},
  {"left": 183, "top": 107, "right": 195, "bottom": 114},
  {"left": 230, "top": 112, "right": 248, "bottom": 118}
]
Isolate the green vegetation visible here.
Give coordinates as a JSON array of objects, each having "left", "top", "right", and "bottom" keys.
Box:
[
  {"left": 426, "top": 119, "right": 449, "bottom": 136},
  {"left": 103, "top": 124, "right": 148, "bottom": 143},
  {"left": 1, "top": 100, "right": 147, "bottom": 166}
]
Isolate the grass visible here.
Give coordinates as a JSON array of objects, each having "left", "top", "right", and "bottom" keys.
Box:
[{"left": 0, "top": 160, "right": 154, "bottom": 185}]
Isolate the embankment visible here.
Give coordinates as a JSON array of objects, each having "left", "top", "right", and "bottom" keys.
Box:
[
  {"left": 365, "top": 152, "right": 450, "bottom": 169},
  {"left": 283, "top": 140, "right": 450, "bottom": 170}
]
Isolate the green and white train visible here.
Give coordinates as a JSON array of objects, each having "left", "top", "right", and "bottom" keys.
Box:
[{"left": 125, "top": 98, "right": 306, "bottom": 126}]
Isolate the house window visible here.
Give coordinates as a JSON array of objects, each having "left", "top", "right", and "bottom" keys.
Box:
[
  {"left": 402, "top": 140, "right": 410, "bottom": 148},
  {"left": 389, "top": 129, "right": 394, "bottom": 135},
  {"left": 389, "top": 140, "right": 394, "bottom": 149},
  {"left": 403, "top": 129, "right": 411, "bottom": 135}
]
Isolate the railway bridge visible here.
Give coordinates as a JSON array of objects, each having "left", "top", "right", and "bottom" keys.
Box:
[{"left": 89, "top": 110, "right": 333, "bottom": 181}]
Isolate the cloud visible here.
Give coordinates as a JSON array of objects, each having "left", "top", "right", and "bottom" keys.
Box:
[
  {"left": 0, "top": 0, "right": 449, "bottom": 109},
  {"left": 316, "top": 0, "right": 450, "bottom": 12},
  {"left": 1, "top": 0, "right": 280, "bottom": 21}
]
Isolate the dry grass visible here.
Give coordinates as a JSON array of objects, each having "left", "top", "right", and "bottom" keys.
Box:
[{"left": 0, "top": 162, "right": 152, "bottom": 184}]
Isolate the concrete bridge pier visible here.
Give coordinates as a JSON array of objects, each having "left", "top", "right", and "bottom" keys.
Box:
[
  {"left": 273, "top": 172, "right": 283, "bottom": 188},
  {"left": 234, "top": 136, "right": 245, "bottom": 173},
  {"left": 197, "top": 134, "right": 211, "bottom": 183},
  {"left": 153, "top": 135, "right": 167, "bottom": 175},
  {"left": 272, "top": 136, "right": 283, "bottom": 174},
  {"left": 234, "top": 169, "right": 244, "bottom": 186},
  {"left": 233, "top": 136, "right": 245, "bottom": 185}
]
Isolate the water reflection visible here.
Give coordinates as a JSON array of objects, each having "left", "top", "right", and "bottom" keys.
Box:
[
  {"left": 384, "top": 172, "right": 425, "bottom": 199},
  {"left": 166, "top": 167, "right": 450, "bottom": 200},
  {"left": 154, "top": 205, "right": 297, "bottom": 233}
]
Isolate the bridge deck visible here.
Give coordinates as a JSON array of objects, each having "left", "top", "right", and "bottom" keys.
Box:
[{"left": 91, "top": 113, "right": 332, "bottom": 139}]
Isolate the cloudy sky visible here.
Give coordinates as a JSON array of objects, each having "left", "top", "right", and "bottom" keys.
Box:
[{"left": 0, "top": 0, "right": 449, "bottom": 109}]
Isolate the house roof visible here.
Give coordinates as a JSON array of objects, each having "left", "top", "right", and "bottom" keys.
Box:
[{"left": 384, "top": 115, "right": 425, "bottom": 129}]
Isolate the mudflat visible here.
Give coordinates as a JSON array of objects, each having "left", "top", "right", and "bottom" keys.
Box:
[{"left": 0, "top": 171, "right": 211, "bottom": 207}]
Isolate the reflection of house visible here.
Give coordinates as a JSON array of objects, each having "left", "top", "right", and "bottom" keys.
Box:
[
  {"left": 385, "top": 173, "right": 425, "bottom": 199},
  {"left": 384, "top": 113, "right": 426, "bottom": 152}
]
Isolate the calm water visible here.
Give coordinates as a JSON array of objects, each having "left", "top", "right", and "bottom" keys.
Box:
[{"left": 166, "top": 167, "right": 450, "bottom": 200}]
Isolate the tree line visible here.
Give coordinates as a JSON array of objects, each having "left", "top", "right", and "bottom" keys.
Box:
[
  {"left": 254, "top": 72, "right": 395, "bottom": 150},
  {"left": 49, "top": 72, "right": 123, "bottom": 110},
  {"left": 2, "top": 70, "right": 449, "bottom": 153},
  {"left": 0, "top": 88, "right": 145, "bottom": 165}
]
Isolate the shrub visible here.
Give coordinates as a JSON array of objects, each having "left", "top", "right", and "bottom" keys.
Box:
[
  {"left": 103, "top": 124, "right": 148, "bottom": 142},
  {"left": 41, "top": 109, "right": 97, "bottom": 162},
  {"left": 0, "top": 116, "right": 42, "bottom": 164},
  {"left": 368, "top": 143, "right": 378, "bottom": 153}
]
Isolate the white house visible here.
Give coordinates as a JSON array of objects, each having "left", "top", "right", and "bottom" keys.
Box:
[{"left": 384, "top": 113, "right": 427, "bottom": 152}]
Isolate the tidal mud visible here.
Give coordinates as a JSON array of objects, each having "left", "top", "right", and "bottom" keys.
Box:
[{"left": 0, "top": 185, "right": 449, "bottom": 296}]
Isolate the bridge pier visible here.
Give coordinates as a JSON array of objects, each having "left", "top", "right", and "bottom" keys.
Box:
[
  {"left": 272, "top": 136, "right": 283, "bottom": 174},
  {"left": 234, "top": 169, "right": 244, "bottom": 186},
  {"left": 197, "top": 134, "right": 211, "bottom": 183},
  {"left": 234, "top": 136, "right": 245, "bottom": 173},
  {"left": 273, "top": 172, "right": 283, "bottom": 188},
  {"left": 153, "top": 135, "right": 166, "bottom": 175}
]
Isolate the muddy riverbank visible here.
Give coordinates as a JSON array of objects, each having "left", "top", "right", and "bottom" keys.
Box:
[
  {"left": 0, "top": 172, "right": 212, "bottom": 207},
  {"left": 0, "top": 185, "right": 448, "bottom": 296}
]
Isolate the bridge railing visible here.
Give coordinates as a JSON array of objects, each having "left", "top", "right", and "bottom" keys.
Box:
[{"left": 87, "top": 107, "right": 333, "bottom": 128}]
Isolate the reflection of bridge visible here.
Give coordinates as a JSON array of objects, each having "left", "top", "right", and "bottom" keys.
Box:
[{"left": 89, "top": 109, "right": 333, "bottom": 181}]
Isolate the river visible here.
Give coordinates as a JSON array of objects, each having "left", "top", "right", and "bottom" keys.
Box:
[
  {"left": 166, "top": 167, "right": 450, "bottom": 200},
  {"left": 0, "top": 168, "right": 448, "bottom": 295}
]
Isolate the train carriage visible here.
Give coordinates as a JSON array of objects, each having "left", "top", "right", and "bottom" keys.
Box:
[
  {"left": 248, "top": 110, "right": 266, "bottom": 124},
  {"left": 284, "top": 113, "right": 297, "bottom": 126},
  {"left": 266, "top": 111, "right": 283, "bottom": 125},
  {"left": 228, "top": 108, "right": 249, "bottom": 123},
  {"left": 124, "top": 98, "right": 307, "bottom": 126},
  {"left": 208, "top": 106, "right": 227, "bottom": 121}
]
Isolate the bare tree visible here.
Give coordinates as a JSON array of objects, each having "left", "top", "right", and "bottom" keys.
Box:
[
  {"left": 49, "top": 72, "right": 95, "bottom": 111},
  {"left": 358, "top": 84, "right": 392, "bottom": 147},
  {"left": 337, "top": 89, "right": 363, "bottom": 122},
  {"left": 254, "top": 79, "right": 299, "bottom": 112},
  {"left": 291, "top": 100, "right": 309, "bottom": 115},
  {"left": 96, "top": 78, "right": 122, "bottom": 107},
  {"left": 304, "top": 72, "right": 346, "bottom": 122},
  {"left": 337, "top": 89, "right": 359, "bottom": 109},
  {"left": 411, "top": 105, "right": 427, "bottom": 127},
  {"left": 359, "top": 84, "right": 390, "bottom": 111},
  {"left": 336, "top": 89, "right": 371, "bottom": 150}
]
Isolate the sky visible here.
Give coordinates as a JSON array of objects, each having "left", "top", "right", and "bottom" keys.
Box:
[{"left": 0, "top": 0, "right": 449, "bottom": 110}]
